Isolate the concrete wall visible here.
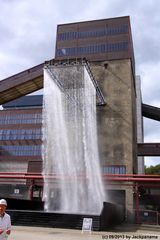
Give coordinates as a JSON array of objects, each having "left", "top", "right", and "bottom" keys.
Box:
[
  {"left": 91, "top": 59, "right": 137, "bottom": 173},
  {"left": 136, "top": 75, "right": 144, "bottom": 174},
  {"left": 91, "top": 59, "right": 137, "bottom": 222}
]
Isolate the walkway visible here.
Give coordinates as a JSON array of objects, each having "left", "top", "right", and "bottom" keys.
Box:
[{"left": 10, "top": 225, "right": 160, "bottom": 240}]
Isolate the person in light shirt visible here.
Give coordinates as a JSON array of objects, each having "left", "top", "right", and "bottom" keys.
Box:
[{"left": 0, "top": 199, "right": 11, "bottom": 240}]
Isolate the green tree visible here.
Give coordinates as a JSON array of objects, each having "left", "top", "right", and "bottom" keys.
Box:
[{"left": 145, "top": 164, "right": 160, "bottom": 174}]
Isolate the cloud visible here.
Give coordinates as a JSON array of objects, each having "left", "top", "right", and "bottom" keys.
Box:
[
  {"left": 144, "top": 118, "right": 160, "bottom": 142},
  {"left": 138, "top": 62, "right": 160, "bottom": 106},
  {"left": 0, "top": 0, "right": 58, "bottom": 78},
  {"left": 145, "top": 157, "right": 160, "bottom": 167}
]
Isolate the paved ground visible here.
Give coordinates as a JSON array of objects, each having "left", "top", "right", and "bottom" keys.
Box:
[{"left": 9, "top": 225, "right": 160, "bottom": 240}]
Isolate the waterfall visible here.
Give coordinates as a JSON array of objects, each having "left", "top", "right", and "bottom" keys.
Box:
[{"left": 42, "top": 64, "right": 105, "bottom": 214}]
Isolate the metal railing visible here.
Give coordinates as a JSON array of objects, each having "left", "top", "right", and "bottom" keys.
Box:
[
  {"left": 44, "top": 58, "right": 106, "bottom": 106},
  {"left": 134, "top": 209, "right": 159, "bottom": 225}
]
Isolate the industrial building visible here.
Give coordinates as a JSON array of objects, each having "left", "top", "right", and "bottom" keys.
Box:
[
  {"left": 0, "top": 16, "right": 160, "bottom": 225},
  {"left": 55, "top": 16, "right": 137, "bottom": 222},
  {"left": 0, "top": 96, "right": 43, "bottom": 200}
]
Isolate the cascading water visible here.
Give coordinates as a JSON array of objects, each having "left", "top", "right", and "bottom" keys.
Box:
[{"left": 42, "top": 64, "right": 105, "bottom": 214}]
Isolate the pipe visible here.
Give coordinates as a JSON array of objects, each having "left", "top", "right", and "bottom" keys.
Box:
[
  {"left": 135, "top": 183, "right": 139, "bottom": 224},
  {"left": 0, "top": 175, "right": 159, "bottom": 182},
  {"left": 103, "top": 173, "right": 160, "bottom": 178},
  {"left": 104, "top": 177, "right": 160, "bottom": 182},
  {"left": 0, "top": 172, "right": 159, "bottom": 179},
  {"left": 0, "top": 172, "right": 159, "bottom": 178}
]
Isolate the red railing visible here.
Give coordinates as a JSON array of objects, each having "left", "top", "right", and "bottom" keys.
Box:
[{"left": 0, "top": 172, "right": 159, "bottom": 181}]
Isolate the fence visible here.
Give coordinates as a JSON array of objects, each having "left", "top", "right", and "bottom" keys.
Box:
[{"left": 135, "top": 209, "right": 159, "bottom": 225}]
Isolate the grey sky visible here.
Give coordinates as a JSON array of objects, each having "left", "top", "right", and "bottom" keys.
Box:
[{"left": 0, "top": 0, "right": 160, "bottom": 166}]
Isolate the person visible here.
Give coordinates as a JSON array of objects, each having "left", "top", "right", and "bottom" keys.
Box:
[{"left": 0, "top": 199, "right": 11, "bottom": 240}]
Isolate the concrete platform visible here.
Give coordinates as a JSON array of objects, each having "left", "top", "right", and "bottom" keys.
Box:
[{"left": 10, "top": 225, "right": 160, "bottom": 240}]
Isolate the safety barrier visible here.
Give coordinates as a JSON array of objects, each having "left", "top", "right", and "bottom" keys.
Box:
[{"left": 135, "top": 209, "right": 159, "bottom": 225}]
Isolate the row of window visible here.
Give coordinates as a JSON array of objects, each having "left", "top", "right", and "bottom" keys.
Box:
[
  {"left": 102, "top": 166, "right": 126, "bottom": 174},
  {"left": 0, "top": 145, "right": 41, "bottom": 156},
  {"left": 56, "top": 42, "right": 128, "bottom": 57},
  {"left": 0, "top": 114, "right": 42, "bottom": 125},
  {"left": 57, "top": 25, "right": 128, "bottom": 41},
  {"left": 0, "top": 129, "right": 42, "bottom": 140}
]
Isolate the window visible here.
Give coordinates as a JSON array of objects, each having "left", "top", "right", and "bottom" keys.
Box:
[
  {"left": 56, "top": 42, "right": 128, "bottom": 57},
  {"left": 102, "top": 165, "right": 126, "bottom": 174},
  {"left": 57, "top": 25, "right": 129, "bottom": 41},
  {"left": 0, "top": 129, "right": 42, "bottom": 141},
  {"left": 0, "top": 113, "right": 42, "bottom": 125},
  {"left": 0, "top": 145, "right": 41, "bottom": 156}
]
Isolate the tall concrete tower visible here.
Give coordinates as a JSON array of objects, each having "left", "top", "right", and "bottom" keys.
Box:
[{"left": 55, "top": 16, "right": 138, "bottom": 222}]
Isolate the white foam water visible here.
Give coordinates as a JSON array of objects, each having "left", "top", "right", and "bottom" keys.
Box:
[{"left": 42, "top": 65, "right": 105, "bottom": 214}]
